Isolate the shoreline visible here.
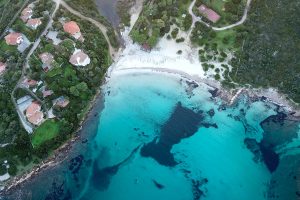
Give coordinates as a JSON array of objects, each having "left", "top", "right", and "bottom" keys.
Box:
[
  {"left": 1, "top": 85, "right": 105, "bottom": 194},
  {"left": 111, "top": 67, "right": 300, "bottom": 116},
  {"left": 2, "top": 49, "right": 300, "bottom": 196},
  {"left": 3, "top": 66, "right": 299, "bottom": 196},
  {"left": 2, "top": 4, "right": 300, "bottom": 195}
]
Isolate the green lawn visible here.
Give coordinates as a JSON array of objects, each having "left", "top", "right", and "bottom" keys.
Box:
[
  {"left": 215, "top": 29, "right": 237, "bottom": 50},
  {"left": 31, "top": 120, "right": 60, "bottom": 148},
  {"left": 47, "top": 66, "right": 62, "bottom": 77},
  {"left": 0, "top": 40, "right": 18, "bottom": 53}
]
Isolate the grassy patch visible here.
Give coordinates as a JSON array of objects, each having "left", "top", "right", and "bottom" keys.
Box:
[
  {"left": 0, "top": 40, "right": 18, "bottom": 53},
  {"left": 31, "top": 120, "right": 60, "bottom": 148},
  {"left": 47, "top": 66, "right": 63, "bottom": 78}
]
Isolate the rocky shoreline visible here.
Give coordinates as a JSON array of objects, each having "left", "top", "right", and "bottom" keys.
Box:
[{"left": 1, "top": 86, "right": 105, "bottom": 195}]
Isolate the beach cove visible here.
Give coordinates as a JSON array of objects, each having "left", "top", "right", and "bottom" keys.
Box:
[{"left": 2, "top": 7, "right": 300, "bottom": 200}]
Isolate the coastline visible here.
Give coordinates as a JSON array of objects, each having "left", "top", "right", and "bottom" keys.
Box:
[
  {"left": 1, "top": 85, "right": 105, "bottom": 194},
  {"left": 2, "top": 4, "right": 300, "bottom": 196}
]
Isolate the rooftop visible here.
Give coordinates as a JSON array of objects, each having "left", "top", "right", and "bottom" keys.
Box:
[
  {"left": 54, "top": 96, "right": 70, "bottom": 108},
  {"left": 23, "top": 78, "right": 37, "bottom": 87},
  {"left": 42, "top": 90, "right": 53, "bottom": 98},
  {"left": 20, "top": 7, "right": 33, "bottom": 22},
  {"left": 63, "top": 21, "right": 80, "bottom": 35},
  {"left": 39, "top": 52, "right": 54, "bottom": 65},
  {"left": 69, "top": 49, "right": 90, "bottom": 67},
  {"left": 63, "top": 21, "right": 83, "bottom": 41},
  {"left": 27, "top": 18, "right": 42, "bottom": 29},
  {"left": 198, "top": 4, "right": 221, "bottom": 23},
  {"left": 26, "top": 102, "right": 44, "bottom": 126},
  {"left": 4, "top": 32, "right": 23, "bottom": 46}
]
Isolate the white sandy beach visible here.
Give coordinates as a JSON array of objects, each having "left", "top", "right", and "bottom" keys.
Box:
[{"left": 108, "top": 21, "right": 299, "bottom": 115}]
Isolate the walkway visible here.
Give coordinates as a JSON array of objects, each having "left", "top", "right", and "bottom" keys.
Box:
[{"left": 189, "top": 0, "right": 252, "bottom": 31}]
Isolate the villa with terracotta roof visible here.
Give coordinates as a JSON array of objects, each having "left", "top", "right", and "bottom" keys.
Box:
[
  {"left": 53, "top": 96, "right": 70, "bottom": 108},
  {"left": 39, "top": 52, "right": 54, "bottom": 72},
  {"left": 20, "top": 7, "right": 33, "bottom": 22},
  {"left": 4, "top": 33, "right": 23, "bottom": 45},
  {"left": 69, "top": 49, "right": 90, "bottom": 67},
  {"left": 25, "top": 102, "right": 44, "bottom": 125},
  {"left": 198, "top": 4, "right": 221, "bottom": 23},
  {"left": 27, "top": 18, "right": 42, "bottom": 29},
  {"left": 42, "top": 90, "right": 54, "bottom": 98},
  {"left": 63, "top": 21, "right": 84, "bottom": 41},
  {"left": 0, "top": 62, "right": 6, "bottom": 75},
  {"left": 23, "top": 78, "right": 37, "bottom": 88}
]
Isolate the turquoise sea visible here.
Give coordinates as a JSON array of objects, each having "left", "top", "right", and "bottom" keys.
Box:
[{"left": 3, "top": 72, "right": 300, "bottom": 200}]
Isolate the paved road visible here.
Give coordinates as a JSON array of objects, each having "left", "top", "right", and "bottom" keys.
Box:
[
  {"left": 11, "top": 0, "right": 119, "bottom": 133},
  {"left": 189, "top": 0, "right": 252, "bottom": 31},
  {"left": 11, "top": 0, "right": 62, "bottom": 133}
]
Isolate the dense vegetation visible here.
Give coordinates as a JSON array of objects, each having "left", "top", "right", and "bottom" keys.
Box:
[
  {"left": 0, "top": 0, "right": 111, "bottom": 178},
  {"left": 0, "top": 0, "right": 57, "bottom": 177},
  {"left": 11, "top": 0, "right": 55, "bottom": 42},
  {"left": 0, "top": 0, "right": 32, "bottom": 36},
  {"left": 194, "top": 0, "right": 246, "bottom": 27},
  {"left": 64, "top": 0, "right": 120, "bottom": 48},
  {"left": 228, "top": 0, "right": 300, "bottom": 103},
  {"left": 117, "top": 0, "right": 135, "bottom": 27},
  {"left": 131, "top": 0, "right": 193, "bottom": 48},
  {"left": 27, "top": 6, "right": 111, "bottom": 157}
]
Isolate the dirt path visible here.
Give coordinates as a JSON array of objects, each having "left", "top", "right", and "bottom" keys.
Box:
[
  {"left": 60, "top": 0, "right": 118, "bottom": 59},
  {"left": 189, "top": 0, "right": 252, "bottom": 31}
]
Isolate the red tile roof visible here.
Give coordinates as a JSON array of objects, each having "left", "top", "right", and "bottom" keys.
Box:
[
  {"left": 63, "top": 21, "right": 80, "bottom": 35},
  {"left": 42, "top": 90, "right": 53, "bottom": 98},
  {"left": 4, "top": 33, "right": 23, "bottom": 45},
  {"left": 23, "top": 78, "right": 37, "bottom": 87},
  {"left": 20, "top": 7, "right": 33, "bottom": 22},
  {"left": 26, "top": 102, "right": 44, "bottom": 125},
  {"left": 39, "top": 52, "right": 54, "bottom": 65},
  {"left": 27, "top": 18, "right": 42, "bottom": 29},
  {"left": 198, "top": 4, "right": 221, "bottom": 23}
]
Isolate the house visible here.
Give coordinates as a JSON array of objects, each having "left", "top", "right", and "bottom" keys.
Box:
[
  {"left": 23, "top": 78, "right": 37, "bottom": 88},
  {"left": 42, "top": 90, "right": 53, "bottom": 98},
  {"left": 39, "top": 52, "right": 54, "bottom": 72},
  {"left": 25, "top": 102, "right": 44, "bottom": 125},
  {"left": 0, "top": 62, "right": 6, "bottom": 75},
  {"left": 69, "top": 49, "right": 90, "bottom": 67},
  {"left": 53, "top": 96, "right": 70, "bottom": 108},
  {"left": 27, "top": 18, "right": 42, "bottom": 29},
  {"left": 198, "top": 4, "right": 221, "bottom": 23},
  {"left": 63, "top": 21, "right": 84, "bottom": 41},
  {"left": 141, "top": 43, "right": 151, "bottom": 52},
  {"left": 46, "top": 31, "right": 62, "bottom": 45},
  {"left": 4, "top": 33, "right": 23, "bottom": 45},
  {"left": 20, "top": 7, "right": 33, "bottom": 22}
]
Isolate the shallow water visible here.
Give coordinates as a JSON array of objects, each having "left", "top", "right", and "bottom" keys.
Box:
[{"left": 3, "top": 73, "right": 300, "bottom": 200}]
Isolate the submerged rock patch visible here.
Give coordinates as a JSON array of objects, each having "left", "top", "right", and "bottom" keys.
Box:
[
  {"left": 92, "top": 145, "right": 140, "bottom": 190},
  {"left": 141, "top": 102, "right": 217, "bottom": 167}
]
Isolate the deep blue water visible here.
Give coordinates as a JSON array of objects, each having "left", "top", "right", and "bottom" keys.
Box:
[{"left": 3, "top": 73, "right": 300, "bottom": 200}]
